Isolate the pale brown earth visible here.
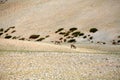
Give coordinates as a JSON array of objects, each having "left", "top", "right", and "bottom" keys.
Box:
[
  {"left": 0, "top": 38, "right": 120, "bottom": 80},
  {"left": 0, "top": 52, "right": 120, "bottom": 80},
  {"left": 0, "top": 0, "right": 120, "bottom": 42},
  {"left": 0, "top": 38, "right": 103, "bottom": 53},
  {"left": 0, "top": 0, "right": 120, "bottom": 80}
]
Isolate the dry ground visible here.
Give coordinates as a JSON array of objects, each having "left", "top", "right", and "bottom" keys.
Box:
[
  {"left": 0, "top": 0, "right": 120, "bottom": 80},
  {"left": 0, "top": 52, "right": 120, "bottom": 80},
  {"left": 0, "top": 39, "right": 120, "bottom": 80},
  {"left": 0, "top": 0, "right": 120, "bottom": 42}
]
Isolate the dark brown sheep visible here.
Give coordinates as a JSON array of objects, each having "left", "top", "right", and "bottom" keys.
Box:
[
  {"left": 29, "top": 35, "right": 40, "bottom": 39},
  {"left": 11, "top": 30, "right": 16, "bottom": 33},
  {"left": 0, "top": 33, "right": 3, "bottom": 36},
  {"left": 5, "top": 35, "right": 12, "bottom": 39},
  {"left": 71, "top": 44, "right": 76, "bottom": 49},
  {"left": 0, "top": 28, "right": 3, "bottom": 32},
  {"left": 36, "top": 38, "right": 45, "bottom": 41}
]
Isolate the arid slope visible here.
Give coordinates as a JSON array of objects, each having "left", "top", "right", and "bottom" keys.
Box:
[{"left": 0, "top": 0, "right": 120, "bottom": 42}]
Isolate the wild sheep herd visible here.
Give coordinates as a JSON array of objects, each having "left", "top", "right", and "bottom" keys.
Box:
[{"left": 0, "top": 26, "right": 120, "bottom": 49}]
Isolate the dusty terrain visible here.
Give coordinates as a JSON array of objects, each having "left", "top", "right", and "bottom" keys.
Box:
[
  {"left": 0, "top": 52, "right": 120, "bottom": 80},
  {"left": 0, "top": 0, "right": 120, "bottom": 43},
  {"left": 0, "top": 0, "right": 120, "bottom": 80}
]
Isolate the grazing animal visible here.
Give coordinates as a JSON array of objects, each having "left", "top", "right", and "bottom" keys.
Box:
[
  {"left": 102, "top": 42, "right": 106, "bottom": 44},
  {"left": 91, "top": 41, "right": 93, "bottom": 43},
  {"left": 66, "top": 36, "right": 71, "bottom": 39},
  {"left": 12, "top": 36, "right": 17, "bottom": 39},
  {"left": 112, "top": 40, "right": 118, "bottom": 45},
  {"left": 0, "top": 28, "right": 3, "bottom": 32},
  {"left": 71, "top": 44, "right": 76, "bottom": 49},
  {"left": 64, "top": 39, "right": 66, "bottom": 42},
  {"left": 59, "top": 37, "right": 63, "bottom": 40},
  {"left": 97, "top": 41, "right": 106, "bottom": 45},
  {"left": 36, "top": 38, "right": 45, "bottom": 41},
  {"left": 4, "top": 26, "right": 15, "bottom": 33},
  {"left": 19, "top": 38, "right": 25, "bottom": 40},
  {"left": 55, "top": 28, "right": 64, "bottom": 33},
  {"left": 11, "top": 30, "right": 16, "bottom": 33},
  {"left": 45, "top": 35, "right": 50, "bottom": 38},
  {"left": 55, "top": 41, "right": 61, "bottom": 45},
  {"left": 5, "top": 35, "right": 12, "bottom": 39},
  {"left": 29, "top": 35, "right": 40, "bottom": 39},
  {"left": 0, "top": 0, "right": 7, "bottom": 4},
  {"left": 4, "top": 28, "right": 10, "bottom": 33},
  {"left": 0, "top": 33, "right": 3, "bottom": 36},
  {"left": 10, "top": 26, "right": 15, "bottom": 29}
]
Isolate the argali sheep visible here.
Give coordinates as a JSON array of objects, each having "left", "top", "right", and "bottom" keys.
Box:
[{"left": 71, "top": 44, "right": 76, "bottom": 49}]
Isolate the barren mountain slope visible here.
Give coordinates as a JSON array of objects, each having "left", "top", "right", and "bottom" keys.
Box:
[{"left": 0, "top": 0, "right": 120, "bottom": 42}]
